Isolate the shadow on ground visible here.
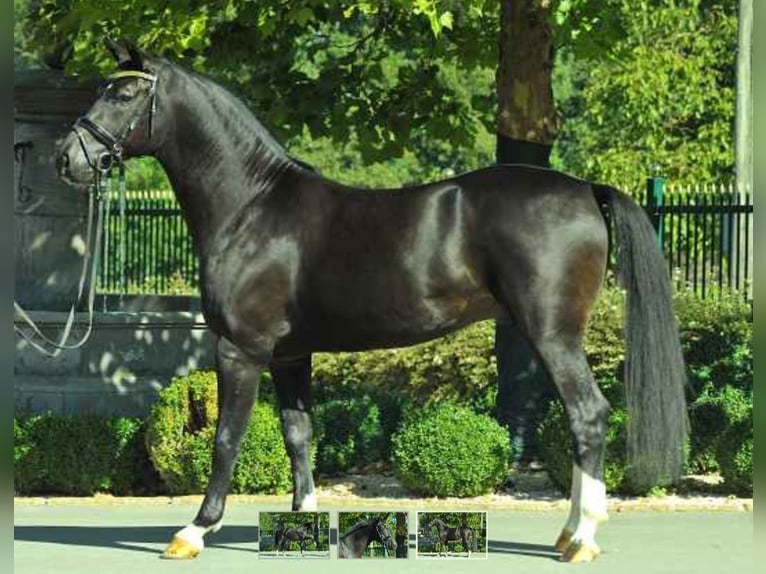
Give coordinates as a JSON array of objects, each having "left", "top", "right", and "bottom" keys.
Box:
[
  {"left": 14, "top": 525, "right": 260, "bottom": 555},
  {"left": 488, "top": 539, "right": 560, "bottom": 561}
]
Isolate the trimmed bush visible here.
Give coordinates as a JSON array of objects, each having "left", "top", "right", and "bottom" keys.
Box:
[
  {"left": 145, "top": 370, "right": 293, "bottom": 495},
  {"left": 687, "top": 385, "right": 752, "bottom": 474},
  {"left": 674, "top": 288, "right": 752, "bottom": 393},
  {"left": 14, "top": 414, "right": 147, "bottom": 496},
  {"left": 391, "top": 404, "right": 511, "bottom": 497},
  {"left": 314, "top": 395, "right": 384, "bottom": 474},
  {"left": 715, "top": 399, "right": 753, "bottom": 495},
  {"left": 537, "top": 401, "right": 628, "bottom": 494}
]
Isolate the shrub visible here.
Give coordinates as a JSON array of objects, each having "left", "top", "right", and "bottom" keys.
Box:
[
  {"left": 312, "top": 321, "right": 498, "bottom": 415},
  {"left": 145, "top": 370, "right": 293, "bottom": 495},
  {"left": 314, "top": 395, "right": 384, "bottom": 474},
  {"left": 14, "top": 414, "right": 146, "bottom": 496},
  {"left": 537, "top": 401, "right": 629, "bottom": 494},
  {"left": 687, "top": 385, "right": 752, "bottom": 474},
  {"left": 715, "top": 401, "right": 752, "bottom": 495},
  {"left": 582, "top": 282, "right": 626, "bottom": 391},
  {"left": 674, "top": 288, "right": 752, "bottom": 393},
  {"left": 391, "top": 404, "right": 511, "bottom": 497}
]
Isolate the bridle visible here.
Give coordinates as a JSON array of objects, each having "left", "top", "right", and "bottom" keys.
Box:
[
  {"left": 73, "top": 69, "right": 158, "bottom": 173},
  {"left": 13, "top": 69, "right": 158, "bottom": 357},
  {"left": 375, "top": 521, "right": 393, "bottom": 547}
]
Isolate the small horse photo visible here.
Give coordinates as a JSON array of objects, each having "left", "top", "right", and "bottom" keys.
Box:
[
  {"left": 258, "top": 512, "right": 329, "bottom": 559},
  {"left": 338, "top": 512, "right": 407, "bottom": 559},
  {"left": 417, "top": 512, "right": 487, "bottom": 559}
]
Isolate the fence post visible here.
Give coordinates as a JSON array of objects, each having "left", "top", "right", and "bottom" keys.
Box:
[{"left": 645, "top": 175, "right": 666, "bottom": 246}]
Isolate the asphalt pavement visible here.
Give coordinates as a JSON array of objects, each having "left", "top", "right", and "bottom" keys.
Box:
[{"left": 14, "top": 500, "right": 752, "bottom": 574}]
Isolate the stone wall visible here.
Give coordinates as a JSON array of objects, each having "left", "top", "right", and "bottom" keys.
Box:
[
  {"left": 15, "top": 309, "right": 215, "bottom": 417},
  {"left": 15, "top": 70, "right": 100, "bottom": 310}
]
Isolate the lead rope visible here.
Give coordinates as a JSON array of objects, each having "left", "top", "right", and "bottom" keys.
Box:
[{"left": 13, "top": 169, "right": 117, "bottom": 356}]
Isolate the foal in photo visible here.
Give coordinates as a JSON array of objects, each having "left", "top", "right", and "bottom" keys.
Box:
[{"left": 56, "top": 40, "right": 687, "bottom": 563}]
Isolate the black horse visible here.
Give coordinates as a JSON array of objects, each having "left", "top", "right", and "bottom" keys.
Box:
[
  {"left": 424, "top": 518, "right": 478, "bottom": 557},
  {"left": 339, "top": 517, "right": 397, "bottom": 559},
  {"left": 56, "top": 40, "right": 687, "bottom": 563},
  {"left": 274, "top": 519, "right": 318, "bottom": 557}
]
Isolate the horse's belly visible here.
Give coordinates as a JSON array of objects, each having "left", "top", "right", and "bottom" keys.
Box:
[{"left": 281, "top": 287, "right": 502, "bottom": 353}]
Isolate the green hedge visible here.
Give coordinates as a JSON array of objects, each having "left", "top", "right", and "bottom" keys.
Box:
[
  {"left": 145, "top": 370, "right": 295, "bottom": 495},
  {"left": 714, "top": 397, "right": 753, "bottom": 495},
  {"left": 674, "top": 288, "right": 752, "bottom": 394},
  {"left": 14, "top": 414, "right": 152, "bottom": 496},
  {"left": 314, "top": 394, "right": 384, "bottom": 474},
  {"left": 391, "top": 404, "right": 512, "bottom": 497}
]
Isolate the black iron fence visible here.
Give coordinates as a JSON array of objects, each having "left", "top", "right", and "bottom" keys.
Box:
[
  {"left": 645, "top": 178, "right": 753, "bottom": 300},
  {"left": 98, "top": 180, "right": 753, "bottom": 300},
  {"left": 98, "top": 190, "right": 198, "bottom": 295}
]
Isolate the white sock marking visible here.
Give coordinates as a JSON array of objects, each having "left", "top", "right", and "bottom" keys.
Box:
[
  {"left": 570, "top": 465, "right": 607, "bottom": 547},
  {"left": 172, "top": 520, "right": 222, "bottom": 552}
]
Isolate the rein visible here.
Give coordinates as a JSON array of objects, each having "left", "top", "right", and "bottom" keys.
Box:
[
  {"left": 14, "top": 69, "right": 157, "bottom": 357},
  {"left": 14, "top": 172, "right": 112, "bottom": 357}
]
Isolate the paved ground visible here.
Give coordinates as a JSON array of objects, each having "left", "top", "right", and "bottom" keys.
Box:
[{"left": 14, "top": 499, "right": 752, "bottom": 574}]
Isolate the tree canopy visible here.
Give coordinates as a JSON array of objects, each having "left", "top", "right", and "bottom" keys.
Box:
[
  {"left": 554, "top": 0, "right": 738, "bottom": 187},
  {"left": 15, "top": 0, "right": 738, "bottom": 188}
]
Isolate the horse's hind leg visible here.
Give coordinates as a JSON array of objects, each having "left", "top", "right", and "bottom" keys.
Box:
[
  {"left": 537, "top": 338, "right": 609, "bottom": 562},
  {"left": 272, "top": 356, "right": 316, "bottom": 510},
  {"left": 490, "top": 224, "right": 609, "bottom": 562},
  {"left": 163, "top": 337, "right": 263, "bottom": 559}
]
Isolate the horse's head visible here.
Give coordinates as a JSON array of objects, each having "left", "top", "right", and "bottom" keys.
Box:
[
  {"left": 374, "top": 518, "right": 397, "bottom": 552},
  {"left": 56, "top": 38, "right": 163, "bottom": 187}
]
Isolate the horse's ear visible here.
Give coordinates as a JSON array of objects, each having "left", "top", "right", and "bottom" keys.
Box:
[
  {"left": 104, "top": 36, "right": 132, "bottom": 67},
  {"left": 125, "top": 41, "right": 147, "bottom": 70},
  {"left": 104, "top": 37, "right": 147, "bottom": 70}
]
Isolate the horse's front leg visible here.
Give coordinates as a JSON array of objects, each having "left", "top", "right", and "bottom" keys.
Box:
[
  {"left": 271, "top": 356, "right": 316, "bottom": 511},
  {"left": 163, "top": 337, "right": 265, "bottom": 559}
]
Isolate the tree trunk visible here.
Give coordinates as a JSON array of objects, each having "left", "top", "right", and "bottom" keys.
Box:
[
  {"left": 496, "top": 0, "right": 558, "bottom": 166},
  {"left": 494, "top": 0, "right": 558, "bottom": 455}
]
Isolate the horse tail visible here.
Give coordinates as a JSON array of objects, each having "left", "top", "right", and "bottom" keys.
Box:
[
  {"left": 593, "top": 184, "right": 688, "bottom": 491},
  {"left": 471, "top": 527, "right": 477, "bottom": 552}
]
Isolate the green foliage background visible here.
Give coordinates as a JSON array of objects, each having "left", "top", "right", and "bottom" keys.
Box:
[{"left": 14, "top": 0, "right": 739, "bottom": 189}]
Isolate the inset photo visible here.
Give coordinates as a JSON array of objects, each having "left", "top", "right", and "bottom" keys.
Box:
[
  {"left": 417, "top": 512, "right": 487, "bottom": 559},
  {"left": 338, "top": 512, "right": 409, "bottom": 559},
  {"left": 258, "top": 512, "right": 330, "bottom": 559}
]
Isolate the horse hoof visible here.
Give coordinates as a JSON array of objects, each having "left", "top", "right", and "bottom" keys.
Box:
[
  {"left": 554, "top": 529, "right": 574, "bottom": 553},
  {"left": 162, "top": 536, "right": 202, "bottom": 560},
  {"left": 560, "top": 540, "right": 601, "bottom": 563}
]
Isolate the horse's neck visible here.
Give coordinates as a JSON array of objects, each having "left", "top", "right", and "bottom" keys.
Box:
[{"left": 156, "top": 68, "right": 293, "bottom": 252}]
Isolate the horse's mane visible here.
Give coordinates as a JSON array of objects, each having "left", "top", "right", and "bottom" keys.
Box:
[
  {"left": 157, "top": 57, "right": 315, "bottom": 185},
  {"left": 165, "top": 59, "right": 289, "bottom": 157},
  {"left": 342, "top": 518, "right": 380, "bottom": 537}
]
